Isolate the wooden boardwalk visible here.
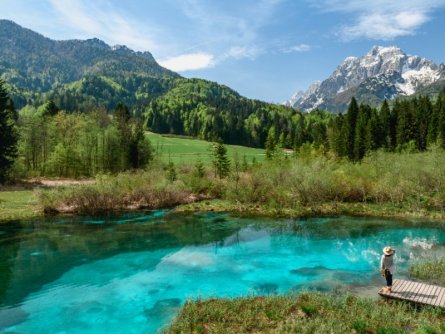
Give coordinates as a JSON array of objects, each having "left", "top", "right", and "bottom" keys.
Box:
[{"left": 379, "top": 279, "right": 445, "bottom": 308}]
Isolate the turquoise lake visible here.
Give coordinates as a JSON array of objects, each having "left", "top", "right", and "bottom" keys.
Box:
[{"left": 1, "top": 212, "right": 445, "bottom": 333}]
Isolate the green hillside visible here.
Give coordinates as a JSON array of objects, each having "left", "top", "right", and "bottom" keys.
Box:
[{"left": 0, "top": 19, "right": 177, "bottom": 94}]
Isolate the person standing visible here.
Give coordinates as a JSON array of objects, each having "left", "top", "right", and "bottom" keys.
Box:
[{"left": 380, "top": 246, "right": 396, "bottom": 293}]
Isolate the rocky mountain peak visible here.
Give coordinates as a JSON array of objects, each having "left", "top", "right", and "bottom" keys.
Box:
[
  {"left": 83, "top": 38, "right": 110, "bottom": 49},
  {"left": 288, "top": 46, "right": 441, "bottom": 113}
]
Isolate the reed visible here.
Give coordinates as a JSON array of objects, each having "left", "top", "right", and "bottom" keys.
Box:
[{"left": 166, "top": 293, "right": 445, "bottom": 334}]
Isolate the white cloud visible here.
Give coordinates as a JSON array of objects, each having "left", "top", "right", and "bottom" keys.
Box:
[
  {"left": 340, "top": 11, "right": 429, "bottom": 41},
  {"left": 48, "top": 0, "right": 159, "bottom": 51},
  {"left": 283, "top": 44, "right": 312, "bottom": 53},
  {"left": 224, "top": 46, "right": 263, "bottom": 60},
  {"left": 177, "top": 0, "right": 282, "bottom": 62},
  {"left": 313, "top": 0, "right": 445, "bottom": 40},
  {"left": 159, "top": 53, "right": 216, "bottom": 72}
]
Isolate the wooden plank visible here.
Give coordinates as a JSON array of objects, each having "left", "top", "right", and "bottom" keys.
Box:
[
  {"left": 378, "top": 279, "right": 445, "bottom": 309},
  {"left": 437, "top": 286, "right": 445, "bottom": 307},
  {"left": 428, "top": 285, "right": 439, "bottom": 306},
  {"left": 434, "top": 286, "right": 443, "bottom": 307},
  {"left": 420, "top": 283, "right": 435, "bottom": 305},
  {"left": 433, "top": 286, "right": 444, "bottom": 307},
  {"left": 415, "top": 282, "right": 428, "bottom": 304},
  {"left": 394, "top": 279, "right": 405, "bottom": 291},
  {"left": 395, "top": 279, "right": 410, "bottom": 297},
  {"left": 429, "top": 285, "right": 438, "bottom": 306},
  {"left": 433, "top": 286, "right": 441, "bottom": 306},
  {"left": 417, "top": 283, "right": 430, "bottom": 305},
  {"left": 428, "top": 284, "right": 440, "bottom": 306},
  {"left": 393, "top": 279, "right": 406, "bottom": 293},
  {"left": 405, "top": 281, "right": 421, "bottom": 303},
  {"left": 437, "top": 288, "right": 445, "bottom": 307},
  {"left": 440, "top": 288, "right": 445, "bottom": 307},
  {"left": 403, "top": 281, "right": 418, "bottom": 301},
  {"left": 412, "top": 283, "right": 425, "bottom": 303},
  {"left": 425, "top": 284, "right": 436, "bottom": 305}
]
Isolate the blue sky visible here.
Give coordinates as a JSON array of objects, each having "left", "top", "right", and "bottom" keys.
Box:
[{"left": 2, "top": 0, "right": 445, "bottom": 103}]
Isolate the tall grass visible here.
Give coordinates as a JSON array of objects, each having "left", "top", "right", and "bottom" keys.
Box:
[
  {"left": 166, "top": 293, "right": 445, "bottom": 333},
  {"left": 39, "top": 149, "right": 445, "bottom": 216},
  {"left": 40, "top": 167, "right": 195, "bottom": 215},
  {"left": 226, "top": 149, "right": 445, "bottom": 211},
  {"left": 410, "top": 258, "right": 445, "bottom": 286}
]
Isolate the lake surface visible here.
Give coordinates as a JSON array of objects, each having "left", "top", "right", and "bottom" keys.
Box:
[{"left": 1, "top": 212, "right": 445, "bottom": 333}]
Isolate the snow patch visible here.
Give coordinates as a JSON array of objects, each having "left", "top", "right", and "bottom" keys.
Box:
[{"left": 288, "top": 45, "right": 441, "bottom": 111}]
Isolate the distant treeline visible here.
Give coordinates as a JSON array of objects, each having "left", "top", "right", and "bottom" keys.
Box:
[
  {"left": 2, "top": 75, "right": 445, "bottom": 182},
  {"left": 15, "top": 102, "right": 152, "bottom": 178},
  {"left": 321, "top": 92, "right": 445, "bottom": 160},
  {"left": 11, "top": 73, "right": 445, "bottom": 162},
  {"left": 146, "top": 80, "right": 445, "bottom": 160}
]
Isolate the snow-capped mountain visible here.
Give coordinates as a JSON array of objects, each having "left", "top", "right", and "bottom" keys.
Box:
[{"left": 288, "top": 46, "right": 444, "bottom": 113}]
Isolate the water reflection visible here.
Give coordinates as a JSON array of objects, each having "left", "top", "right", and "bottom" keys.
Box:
[{"left": 0, "top": 214, "right": 444, "bottom": 333}]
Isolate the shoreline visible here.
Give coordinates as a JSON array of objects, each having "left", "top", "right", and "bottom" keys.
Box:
[
  {"left": 1, "top": 191, "right": 445, "bottom": 223},
  {"left": 174, "top": 199, "right": 445, "bottom": 221}
]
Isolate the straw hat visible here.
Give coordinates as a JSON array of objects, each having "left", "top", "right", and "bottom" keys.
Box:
[{"left": 383, "top": 246, "right": 395, "bottom": 256}]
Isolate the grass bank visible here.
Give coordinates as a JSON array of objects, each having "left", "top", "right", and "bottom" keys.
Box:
[
  {"left": 39, "top": 167, "right": 199, "bottom": 215},
  {"left": 176, "top": 200, "right": 445, "bottom": 220},
  {"left": 410, "top": 258, "right": 445, "bottom": 286},
  {"left": 38, "top": 149, "right": 445, "bottom": 219},
  {"left": 166, "top": 293, "right": 445, "bottom": 334},
  {"left": 0, "top": 190, "right": 40, "bottom": 221}
]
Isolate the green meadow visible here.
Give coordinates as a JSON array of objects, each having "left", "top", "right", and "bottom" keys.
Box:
[
  {"left": 146, "top": 132, "right": 266, "bottom": 164},
  {"left": 0, "top": 190, "right": 40, "bottom": 221}
]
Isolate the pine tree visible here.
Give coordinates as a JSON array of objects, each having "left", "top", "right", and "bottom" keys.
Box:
[
  {"left": 379, "top": 100, "right": 391, "bottom": 149},
  {"left": 329, "top": 114, "right": 346, "bottom": 157},
  {"left": 265, "top": 127, "right": 276, "bottom": 159},
  {"left": 293, "top": 113, "right": 307, "bottom": 150},
  {"left": 353, "top": 104, "right": 370, "bottom": 160},
  {"left": 389, "top": 100, "right": 399, "bottom": 150},
  {"left": 345, "top": 97, "right": 359, "bottom": 160},
  {"left": 193, "top": 160, "right": 205, "bottom": 178},
  {"left": 437, "top": 89, "right": 445, "bottom": 148},
  {"left": 365, "top": 108, "right": 380, "bottom": 151},
  {"left": 427, "top": 95, "right": 441, "bottom": 146},
  {"left": 416, "top": 95, "right": 432, "bottom": 151},
  {"left": 129, "top": 120, "right": 152, "bottom": 169},
  {"left": 0, "top": 80, "right": 18, "bottom": 183},
  {"left": 396, "top": 100, "right": 416, "bottom": 149},
  {"left": 167, "top": 161, "right": 177, "bottom": 182},
  {"left": 43, "top": 99, "right": 60, "bottom": 117},
  {"left": 212, "top": 140, "right": 231, "bottom": 178},
  {"left": 113, "top": 103, "right": 132, "bottom": 170}
]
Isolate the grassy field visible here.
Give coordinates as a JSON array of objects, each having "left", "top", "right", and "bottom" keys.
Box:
[
  {"left": 166, "top": 293, "right": 445, "bottom": 333},
  {"left": 146, "top": 132, "right": 266, "bottom": 164},
  {"left": 0, "top": 190, "right": 40, "bottom": 221}
]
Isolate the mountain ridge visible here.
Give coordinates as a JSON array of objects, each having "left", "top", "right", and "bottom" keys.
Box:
[
  {"left": 288, "top": 46, "right": 445, "bottom": 113},
  {"left": 0, "top": 19, "right": 178, "bottom": 93}
]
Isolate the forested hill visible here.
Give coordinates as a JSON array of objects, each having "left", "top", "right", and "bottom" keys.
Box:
[
  {"left": 0, "top": 20, "right": 178, "bottom": 93},
  {"left": 145, "top": 78, "right": 297, "bottom": 146},
  {"left": 0, "top": 19, "right": 292, "bottom": 118},
  {"left": 0, "top": 20, "right": 302, "bottom": 134},
  {"left": 2, "top": 20, "right": 445, "bottom": 158}
]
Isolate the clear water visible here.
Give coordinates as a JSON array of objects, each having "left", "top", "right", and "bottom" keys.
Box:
[{"left": 1, "top": 212, "right": 445, "bottom": 333}]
